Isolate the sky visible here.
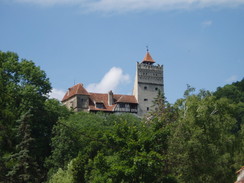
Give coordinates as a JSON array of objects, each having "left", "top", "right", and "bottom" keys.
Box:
[{"left": 0, "top": 0, "right": 244, "bottom": 103}]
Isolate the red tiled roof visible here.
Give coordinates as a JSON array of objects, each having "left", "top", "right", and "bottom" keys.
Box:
[
  {"left": 88, "top": 93, "right": 137, "bottom": 112},
  {"left": 142, "top": 51, "right": 155, "bottom": 63},
  {"left": 116, "top": 95, "right": 138, "bottom": 104},
  {"left": 62, "top": 83, "right": 89, "bottom": 102},
  {"left": 62, "top": 84, "right": 138, "bottom": 112},
  {"left": 89, "top": 93, "right": 115, "bottom": 112}
]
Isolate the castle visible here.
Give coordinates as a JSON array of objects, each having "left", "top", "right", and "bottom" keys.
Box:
[{"left": 62, "top": 50, "right": 164, "bottom": 116}]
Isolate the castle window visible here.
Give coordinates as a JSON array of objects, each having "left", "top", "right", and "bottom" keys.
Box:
[
  {"left": 155, "top": 87, "right": 158, "bottom": 91},
  {"left": 147, "top": 107, "right": 149, "bottom": 111},
  {"left": 119, "top": 103, "right": 125, "bottom": 108},
  {"left": 96, "top": 103, "right": 105, "bottom": 109},
  {"left": 144, "top": 86, "right": 147, "bottom": 90},
  {"left": 144, "top": 99, "right": 148, "bottom": 101}
]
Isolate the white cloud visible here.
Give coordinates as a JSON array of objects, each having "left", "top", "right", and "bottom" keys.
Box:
[
  {"left": 49, "top": 88, "right": 66, "bottom": 101},
  {"left": 201, "top": 20, "right": 213, "bottom": 27},
  {"left": 87, "top": 67, "right": 130, "bottom": 93},
  {"left": 225, "top": 75, "right": 238, "bottom": 83},
  {"left": 12, "top": 0, "right": 244, "bottom": 12}
]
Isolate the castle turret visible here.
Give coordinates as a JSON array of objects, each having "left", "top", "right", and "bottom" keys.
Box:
[
  {"left": 62, "top": 83, "right": 90, "bottom": 112},
  {"left": 133, "top": 50, "right": 164, "bottom": 116}
]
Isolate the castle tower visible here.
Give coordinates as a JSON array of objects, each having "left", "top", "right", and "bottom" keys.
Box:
[
  {"left": 133, "top": 50, "right": 164, "bottom": 116},
  {"left": 62, "top": 83, "right": 90, "bottom": 112}
]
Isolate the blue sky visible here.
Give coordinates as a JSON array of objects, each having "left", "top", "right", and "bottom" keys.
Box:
[{"left": 1, "top": 0, "right": 244, "bottom": 103}]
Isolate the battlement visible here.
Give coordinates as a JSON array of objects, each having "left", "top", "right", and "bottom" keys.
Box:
[
  {"left": 137, "top": 62, "right": 163, "bottom": 85},
  {"left": 137, "top": 62, "right": 163, "bottom": 70}
]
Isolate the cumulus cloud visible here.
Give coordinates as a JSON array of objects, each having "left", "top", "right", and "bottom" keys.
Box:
[
  {"left": 225, "top": 75, "right": 238, "bottom": 83},
  {"left": 49, "top": 88, "right": 66, "bottom": 101},
  {"left": 12, "top": 0, "right": 244, "bottom": 12},
  {"left": 87, "top": 67, "right": 130, "bottom": 93},
  {"left": 201, "top": 20, "right": 213, "bottom": 27}
]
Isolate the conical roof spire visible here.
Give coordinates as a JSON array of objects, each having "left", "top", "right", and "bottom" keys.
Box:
[{"left": 142, "top": 48, "right": 155, "bottom": 64}]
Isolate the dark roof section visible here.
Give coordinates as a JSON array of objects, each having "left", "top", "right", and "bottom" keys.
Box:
[{"left": 89, "top": 93, "right": 138, "bottom": 112}]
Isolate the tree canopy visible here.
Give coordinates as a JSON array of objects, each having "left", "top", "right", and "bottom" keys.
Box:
[{"left": 0, "top": 51, "right": 71, "bottom": 182}]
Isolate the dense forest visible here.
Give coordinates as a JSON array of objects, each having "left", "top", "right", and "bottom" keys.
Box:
[{"left": 0, "top": 51, "right": 243, "bottom": 183}]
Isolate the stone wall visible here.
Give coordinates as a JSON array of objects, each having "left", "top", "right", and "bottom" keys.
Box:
[{"left": 135, "top": 62, "right": 164, "bottom": 116}]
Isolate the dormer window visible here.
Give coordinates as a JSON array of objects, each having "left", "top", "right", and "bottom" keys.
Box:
[{"left": 96, "top": 103, "right": 105, "bottom": 109}]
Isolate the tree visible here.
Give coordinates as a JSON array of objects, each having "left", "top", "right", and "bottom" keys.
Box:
[
  {"left": 168, "top": 93, "right": 237, "bottom": 183},
  {"left": 213, "top": 79, "right": 244, "bottom": 170},
  {"left": 214, "top": 78, "right": 244, "bottom": 103},
  {"left": 7, "top": 110, "right": 40, "bottom": 183},
  {"left": 0, "top": 51, "right": 69, "bottom": 181},
  {"left": 45, "top": 112, "right": 110, "bottom": 179},
  {"left": 47, "top": 112, "right": 178, "bottom": 183},
  {"left": 0, "top": 51, "right": 51, "bottom": 147},
  {"left": 214, "top": 79, "right": 244, "bottom": 132}
]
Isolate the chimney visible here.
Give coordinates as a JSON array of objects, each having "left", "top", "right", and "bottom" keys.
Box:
[{"left": 108, "top": 90, "right": 113, "bottom": 106}]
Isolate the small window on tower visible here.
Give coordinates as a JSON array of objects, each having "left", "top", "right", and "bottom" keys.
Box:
[
  {"left": 144, "top": 99, "right": 148, "bottom": 101},
  {"left": 144, "top": 86, "right": 147, "bottom": 90},
  {"left": 155, "top": 87, "right": 158, "bottom": 91},
  {"left": 147, "top": 107, "right": 149, "bottom": 111}
]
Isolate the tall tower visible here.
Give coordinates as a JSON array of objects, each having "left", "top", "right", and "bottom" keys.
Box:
[{"left": 133, "top": 50, "right": 164, "bottom": 116}]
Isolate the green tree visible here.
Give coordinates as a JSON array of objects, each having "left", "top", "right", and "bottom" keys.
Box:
[
  {"left": 169, "top": 93, "right": 237, "bottom": 183},
  {"left": 214, "top": 79, "right": 244, "bottom": 131},
  {"left": 45, "top": 112, "right": 111, "bottom": 179},
  {"left": 0, "top": 51, "right": 70, "bottom": 181},
  {"left": 213, "top": 79, "right": 244, "bottom": 171},
  {"left": 7, "top": 110, "right": 40, "bottom": 183},
  {"left": 214, "top": 78, "right": 244, "bottom": 103},
  {"left": 47, "top": 112, "right": 177, "bottom": 183},
  {"left": 49, "top": 160, "right": 75, "bottom": 183}
]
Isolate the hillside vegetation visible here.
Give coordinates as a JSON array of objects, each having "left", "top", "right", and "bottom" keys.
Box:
[{"left": 0, "top": 51, "right": 243, "bottom": 183}]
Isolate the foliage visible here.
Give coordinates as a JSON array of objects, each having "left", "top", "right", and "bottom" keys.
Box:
[
  {"left": 7, "top": 110, "right": 41, "bottom": 183},
  {"left": 214, "top": 78, "right": 244, "bottom": 103},
  {"left": 0, "top": 51, "right": 71, "bottom": 181},
  {"left": 169, "top": 93, "right": 238, "bottom": 183},
  {"left": 49, "top": 160, "right": 75, "bottom": 183},
  {"left": 47, "top": 112, "right": 177, "bottom": 183},
  {"left": 1, "top": 51, "right": 243, "bottom": 182},
  {"left": 47, "top": 81, "right": 244, "bottom": 183}
]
